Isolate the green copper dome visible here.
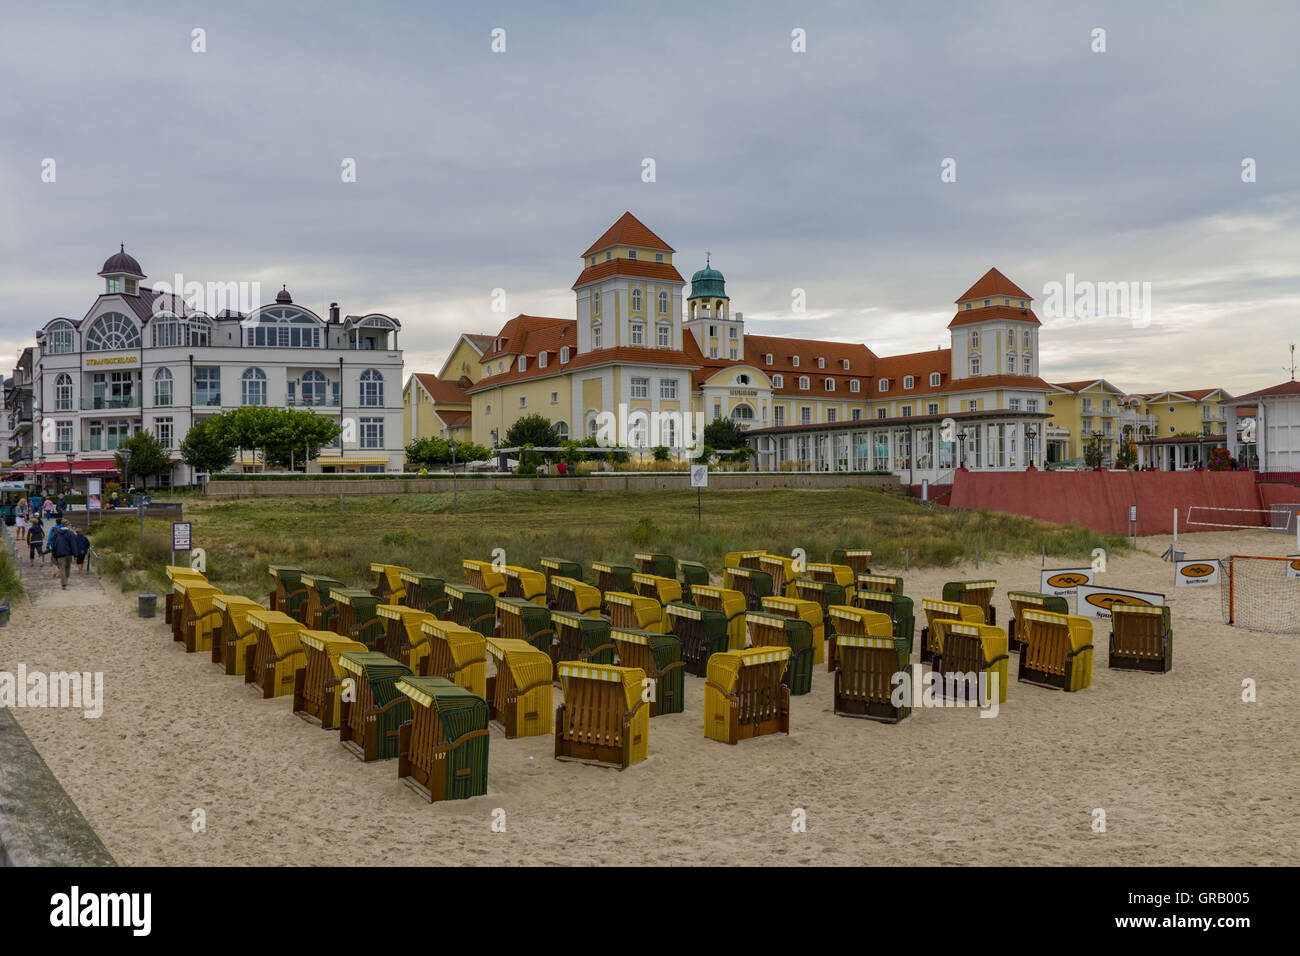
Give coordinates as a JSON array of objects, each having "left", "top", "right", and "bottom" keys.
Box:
[{"left": 688, "top": 255, "right": 727, "bottom": 300}]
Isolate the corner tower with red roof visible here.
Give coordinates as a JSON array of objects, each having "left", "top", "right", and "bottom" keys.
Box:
[{"left": 949, "top": 267, "right": 1040, "bottom": 381}]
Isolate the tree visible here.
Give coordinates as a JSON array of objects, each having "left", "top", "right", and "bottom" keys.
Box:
[
  {"left": 262, "top": 409, "right": 341, "bottom": 469},
  {"left": 703, "top": 416, "right": 746, "bottom": 450},
  {"left": 504, "top": 414, "right": 559, "bottom": 448},
  {"left": 114, "top": 430, "right": 171, "bottom": 488},
  {"left": 405, "top": 437, "right": 491, "bottom": 467},
  {"left": 180, "top": 416, "right": 236, "bottom": 476},
  {"left": 1083, "top": 431, "right": 1107, "bottom": 468}
]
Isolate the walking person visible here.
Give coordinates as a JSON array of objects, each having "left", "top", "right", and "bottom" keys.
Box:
[
  {"left": 74, "top": 529, "right": 91, "bottom": 575},
  {"left": 49, "top": 519, "right": 76, "bottom": 589},
  {"left": 43, "top": 496, "right": 55, "bottom": 520},
  {"left": 27, "top": 514, "right": 45, "bottom": 567},
  {"left": 15, "top": 497, "right": 28, "bottom": 543}
]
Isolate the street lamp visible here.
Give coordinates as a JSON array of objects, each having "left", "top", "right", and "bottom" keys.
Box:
[
  {"left": 1024, "top": 426, "right": 1036, "bottom": 468},
  {"left": 66, "top": 450, "right": 76, "bottom": 501}
]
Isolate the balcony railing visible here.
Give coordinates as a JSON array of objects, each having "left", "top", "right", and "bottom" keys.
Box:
[
  {"left": 194, "top": 393, "right": 222, "bottom": 407},
  {"left": 80, "top": 438, "right": 131, "bottom": 453},
  {"left": 287, "top": 397, "right": 340, "bottom": 408},
  {"left": 81, "top": 395, "right": 141, "bottom": 410}
]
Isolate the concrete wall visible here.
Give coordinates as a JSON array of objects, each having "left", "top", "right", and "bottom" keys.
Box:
[{"left": 205, "top": 472, "right": 903, "bottom": 498}]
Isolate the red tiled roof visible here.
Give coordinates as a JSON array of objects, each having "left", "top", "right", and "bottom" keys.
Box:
[
  {"left": 412, "top": 373, "right": 470, "bottom": 405},
  {"left": 581, "top": 212, "right": 674, "bottom": 257},
  {"left": 480, "top": 315, "right": 573, "bottom": 361},
  {"left": 748, "top": 406, "right": 1049, "bottom": 437},
  {"left": 956, "top": 267, "right": 1031, "bottom": 303},
  {"left": 464, "top": 333, "right": 494, "bottom": 351},
  {"left": 467, "top": 345, "right": 699, "bottom": 393},
  {"left": 572, "top": 259, "right": 684, "bottom": 289},
  {"left": 435, "top": 410, "right": 472, "bottom": 428},
  {"left": 947, "top": 305, "right": 1041, "bottom": 329},
  {"left": 1232, "top": 381, "right": 1300, "bottom": 400},
  {"left": 1051, "top": 380, "right": 1102, "bottom": 392}
]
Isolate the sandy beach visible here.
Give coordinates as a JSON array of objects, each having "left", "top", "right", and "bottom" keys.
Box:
[{"left": 4, "top": 528, "right": 1297, "bottom": 866}]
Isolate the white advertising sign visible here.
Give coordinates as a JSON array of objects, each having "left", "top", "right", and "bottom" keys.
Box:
[
  {"left": 1039, "top": 567, "right": 1093, "bottom": 598},
  {"left": 1075, "top": 583, "right": 1166, "bottom": 620}
]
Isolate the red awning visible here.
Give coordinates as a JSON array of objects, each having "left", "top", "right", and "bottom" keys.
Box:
[{"left": 31, "top": 460, "right": 122, "bottom": 475}]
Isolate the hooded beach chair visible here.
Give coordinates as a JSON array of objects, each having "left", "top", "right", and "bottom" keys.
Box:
[
  {"left": 485, "top": 638, "right": 554, "bottom": 738},
  {"left": 245, "top": 609, "right": 309, "bottom": 699},
  {"left": 807, "top": 562, "right": 855, "bottom": 589},
  {"left": 1109, "top": 603, "right": 1172, "bottom": 673},
  {"left": 689, "top": 584, "right": 747, "bottom": 649},
  {"left": 176, "top": 579, "right": 223, "bottom": 654},
  {"left": 1018, "top": 610, "right": 1094, "bottom": 691},
  {"left": 723, "top": 550, "right": 768, "bottom": 571},
  {"left": 760, "top": 596, "right": 824, "bottom": 660},
  {"left": 790, "top": 579, "right": 847, "bottom": 666},
  {"left": 554, "top": 662, "right": 649, "bottom": 770},
  {"left": 857, "top": 573, "right": 903, "bottom": 595},
  {"left": 851, "top": 590, "right": 915, "bottom": 660},
  {"left": 267, "top": 566, "right": 309, "bottom": 622},
  {"left": 337, "top": 651, "right": 414, "bottom": 761},
  {"left": 1006, "top": 590, "right": 1069, "bottom": 652},
  {"left": 592, "top": 561, "right": 635, "bottom": 609},
  {"left": 830, "top": 606, "right": 909, "bottom": 722},
  {"left": 942, "top": 580, "right": 997, "bottom": 625},
  {"left": 703, "top": 647, "right": 791, "bottom": 745},
  {"left": 551, "top": 576, "right": 602, "bottom": 616},
  {"left": 611, "top": 627, "right": 684, "bottom": 716},
  {"left": 502, "top": 566, "right": 548, "bottom": 606},
  {"left": 633, "top": 552, "right": 677, "bottom": 578},
  {"left": 723, "top": 566, "right": 774, "bottom": 610},
  {"left": 165, "top": 565, "right": 206, "bottom": 629},
  {"left": 919, "top": 598, "right": 985, "bottom": 664},
  {"left": 462, "top": 559, "right": 506, "bottom": 597},
  {"left": 293, "top": 629, "right": 367, "bottom": 729},
  {"left": 398, "top": 570, "right": 449, "bottom": 616},
  {"left": 329, "top": 587, "right": 385, "bottom": 647},
  {"left": 369, "top": 563, "right": 410, "bottom": 604},
  {"left": 677, "top": 561, "right": 710, "bottom": 603},
  {"left": 396, "top": 677, "right": 490, "bottom": 802},
  {"left": 375, "top": 604, "right": 439, "bottom": 668},
  {"left": 933, "top": 621, "right": 1009, "bottom": 705},
  {"left": 302, "top": 574, "right": 346, "bottom": 630},
  {"left": 632, "top": 572, "right": 683, "bottom": 608},
  {"left": 211, "top": 595, "right": 264, "bottom": 671},
  {"left": 605, "top": 591, "right": 665, "bottom": 633},
  {"left": 539, "top": 558, "right": 583, "bottom": 603},
  {"left": 444, "top": 582, "right": 497, "bottom": 637},
  {"left": 759, "top": 554, "right": 801, "bottom": 598},
  {"left": 829, "top": 549, "right": 872, "bottom": 576},
  {"left": 552, "top": 610, "right": 617, "bottom": 669},
  {"left": 745, "top": 611, "right": 815, "bottom": 695},
  {"left": 418, "top": 618, "right": 487, "bottom": 698},
  {"left": 666, "top": 602, "right": 730, "bottom": 677},
  {"left": 496, "top": 597, "right": 554, "bottom": 655}
]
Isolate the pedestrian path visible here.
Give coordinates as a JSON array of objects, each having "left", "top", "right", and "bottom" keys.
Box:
[{"left": 3, "top": 523, "right": 111, "bottom": 609}]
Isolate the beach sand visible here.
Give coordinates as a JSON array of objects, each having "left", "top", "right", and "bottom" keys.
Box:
[{"left": 4, "top": 529, "right": 1297, "bottom": 866}]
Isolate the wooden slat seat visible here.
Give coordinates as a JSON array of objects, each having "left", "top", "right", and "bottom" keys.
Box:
[
  {"left": 1007, "top": 590, "right": 1069, "bottom": 652},
  {"left": 723, "top": 550, "right": 768, "bottom": 571},
  {"left": 941, "top": 580, "right": 997, "bottom": 626},
  {"left": 176, "top": 580, "right": 223, "bottom": 653},
  {"left": 444, "top": 583, "right": 497, "bottom": 637},
  {"left": 462, "top": 559, "right": 506, "bottom": 597},
  {"left": 398, "top": 571, "right": 449, "bottom": 616},
  {"left": 605, "top": 591, "right": 665, "bottom": 633},
  {"left": 267, "top": 566, "right": 310, "bottom": 622},
  {"left": 552, "top": 611, "right": 617, "bottom": 671},
  {"left": 555, "top": 662, "right": 649, "bottom": 770},
  {"left": 245, "top": 609, "right": 308, "bottom": 699},
  {"left": 830, "top": 606, "right": 909, "bottom": 722},
  {"left": 677, "top": 561, "right": 709, "bottom": 603},
  {"left": 689, "top": 584, "right": 747, "bottom": 649},
  {"left": 611, "top": 627, "right": 684, "bottom": 716},
  {"left": 632, "top": 572, "right": 683, "bottom": 608},
  {"left": 745, "top": 611, "right": 815, "bottom": 695},
  {"left": 293, "top": 629, "right": 366, "bottom": 729},
  {"left": 211, "top": 595, "right": 264, "bottom": 671},
  {"left": 165, "top": 566, "right": 206, "bottom": 634},
  {"left": 328, "top": 587, "right": 385, "bottom": 647},
  {"left": 550, "top": 576, "right": 602, "bottom": 616},
  {"left": 919, "top": 598, "right": 985, "bottom": 664},
  {"left": 759, "top": 554, "right": 801, "bottom": 598},
  {"left": 302, "top": 574, "right": 346, "bottom": 631},
  {"left": 375, "top": 604, "right": 438, "bottom": 668},
  {"left": 759, "top": 596, "right": 825, "bottom": 670},
  {"left": 704, "top": 648, "right": 791, "bottom": 745},
  {"left": 338, "top": 651, "right": 414, "bottom": 761},
  {"left": 1109, "top": 603, "right": 1173, "bottom": 673},
  {"left": 850, "top": 589, "right": 915, "bottom": 661},
  {"left": 418, "top": 619, "right": 487, "bottom": 698},
  {"left": 1018, "top": 610, "right": 1094, "bottom": 691},
  {"left": 807, "top": 562, "right": 855, "bottom": 588},
  {"left": 369, "top": 563, "right": 410, "bottom": 604},
  {"left": 485, "top": 638, "right": 553, "bottom": 738},
  {"left": 791, "top": 580, "right": 847, "bottom": 666},
  {"left": 829, "top": 549, "right": 872, "bottom": 576},
  {"left": 502, "top": 566, "right": 548, "bottom": 606},
  {"left": 723, "top": 566, "right": 774, "bottom": 610},
  {"left": 666, "top": 602, "right": 730, "bottom": 677},
  {"left": 539, "top": 557, "right": 583, "bottom": 605},
  {"left": 397, "top": 677, "right": 490, "bottom": 802},
  {"left": 633, "top": 552, "right": 677, "bottom": 578},
  {"left": 495, "top": 597, "right": 554, "bottom": 655},
  {"left": 592, "top": 562, "right": 635, "bottom": 608},
  {"left": 933, "top": 621, "right": 1009, "bottom": 705}
]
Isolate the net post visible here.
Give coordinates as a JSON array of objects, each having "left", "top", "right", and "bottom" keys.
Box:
[{"left": 1228, "top": 556, "right": 1235, "bottom": 624}]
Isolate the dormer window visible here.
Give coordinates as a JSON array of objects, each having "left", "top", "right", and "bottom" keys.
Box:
[
  {"left": 849, "top": 379, "right": 860, "bottom": 393},
  {"left": 629, "top": 250, "right": 638, "bottom": 260},
  {"left": 824, "top": 378, "right": 835, "bottom": 391},
  {"left": 929, "top": 372, "right": 941, "bottom": 387},
  {"left": 984, "top": 299, "right": 990, "bottom": 307},
  {"left": 817, "top": 357, "right": 825, "bottom": 369},
  {"left": 772, "top": 374, "right": 784, "bottom": 388},
  {"left": 798, "top": 376, "right": 810, "bottom": 390},
  {"left": 589, "top": 257, "right": 595, "bottom": 266},
  {"left": 792, "top": 356, "right": 800, "bottom": 368},
  {"left": 560, "top": 346, "right": 570, "bottom": 363},
  {"left": 605, "top": 252, "right": 612, "bottom": 261},
  {"left": 765, "top": 353, "right": 773, "bottom": 365},
  {"left": 518, "top": 355, "right": 527, "bottom": 372},
  {"left": 107, "top": 278, "right": 122, "bottom": 294},
  {"left": 126, "top": 279, "right": 137, "bottom": 295},
  {"left": 655, "top": 253, "right": 663, "bottom": 263},
  {"left": 538, "top": 351, "right": 548, "bottom": 369},
  {"left": 964, "top": 302, "right": 971, "bottom": 310},
  {"left": 842, "top": 359, "right": 850, "bottom": 370},
  {"left": 903, "top": 375, "right": 914, "bottom": 389},
  {"left": 878, "top": 378, "right": 888, "bottom": 392}
]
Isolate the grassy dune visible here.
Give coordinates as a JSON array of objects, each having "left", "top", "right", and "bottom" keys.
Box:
[{"left": 87, "top": 487, "right": 1127, "bottom": 598}]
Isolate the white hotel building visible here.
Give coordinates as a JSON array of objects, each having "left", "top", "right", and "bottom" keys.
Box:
[{"left": 19, "top": 247, "right": 405, "bottom": 485}]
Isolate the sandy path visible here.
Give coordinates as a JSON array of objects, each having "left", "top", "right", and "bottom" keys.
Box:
[{"left": 2, "top": 529, "right": 1297, "bottom": 866}]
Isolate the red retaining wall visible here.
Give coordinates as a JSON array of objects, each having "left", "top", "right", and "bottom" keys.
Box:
[{"left": 947, "top": 469, "right": 1264, "bottom": 536}]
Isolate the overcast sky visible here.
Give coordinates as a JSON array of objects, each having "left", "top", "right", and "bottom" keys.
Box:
[{"left": 2, "top": 0, "right": 1297, "bottom": 395}]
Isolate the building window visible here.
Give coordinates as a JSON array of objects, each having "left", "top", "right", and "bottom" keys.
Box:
[
  {"left": 729, "top": 326, "right": 738, "bottom": 339},
  {"left": 826, "top": 407, "right": 837, "bottom": 423},
  {"left": 730, "top": 403, "right": 755, "bottom": 423},
  {"left": 241, "top": 367, "right": 267, "bottom": 406},
  {"left": 1023, "top": 353, "right": 1032, "bottom": 374},
  {"left": 798, "top": 376, "right": 810, "bottom": 390},
  {"left": 592, "top": 323, "right": 601, "bottom": 349},
  {"left": 360, "top": 417, "right": 384, "bottom": 449},
  {"left": 968, "top": 400, "right": 978, "bottom": 411},
  {"left": 903, "top": 375, "right": 914, "bottom": 390},
  {"left": 194, "top": 367, "right": 220, "bottom": 406},
  {"left": 927, "top": 403, "right": 939, "bottom": 415},
  {"left": 631, "top": 377, "right": 649, "bottom": 399},
  {"left": 1007, "top": 353, "right": 1017, "bottom": 374},
  {"left": 518, "top": 355, "right": 527, "bottom": 373},
  {"left": 154, "top": 417, "right": 174, "bottom": 449},
  {"left": 486, "top": 404, "right": 492, "bottom": 415},
  {"left": 984, "top": 299, "right": 990, "bottom": 307},
  {"left": 657, "top": 324, "right": 670, "bottom": 348},
  {"left": 878, "top": 378, "right": 888, "bottom": 392},
  {"left": 538, "top": 352, "right": 548, "bottom": 369},
  {"left": 244, "top": 307, "right": 322, "bottom": 348},
  {"left": 153, "top": 368, "right": 173, "bottom": 407},
  {"left": 970, "top": 357, "right": 981, "bottom": 376},
  {"left": 654, "top": 253, "right": 663, "bottom": 263},
  {"left": 1009, "top": 398, "right": 1021, "bottom": 411},
  {"left": 817, "top": 357, "right": 825, "bottom": 369},
  {"left": 824, "top": 378, "right": 835, "bottom": 391},
  {"left": 709, "top": 347, "right": 718, "bottom": 358},
  {"left": 876, "top": 407, "right": 888, "bottom": 419},
  {"left": 56, "top": 420, "right": 72, "bottom": 453},
  {"left": 851, "top": 407, "right": 862, "bottom": 421},
  {"left": 1023, "top": 330, "right": 1031, "bottom": 349},
  {"left": 550, "top": 391, "right": 558, "bottom": 405},
  {"left": 800, "top": 407, "right": 812, "bottom": 425},
  {"left": 1027, "top": 399, "right": 1039, "bottom": 412},
  {"left": 560, "top": 346, "right": 570, "bottom": 363},
  {"left": 360, "top": 369, "right": 384, "bottom": 406},
  {"left": 631, "top": 289, "right": 642, "bottom": 313},
  {"left": 772, "top": 374, "right": 784, "bottom": 388},
  {"left": 970, "top": 330, "right": 980, "bottom": 349},
  {"left": 519, "top": 396, "right": 526, "bottom": 408},
  {"left": 106, "top": 278, "right": 121, "bottom": 294},
  {"left": 556, "top": 421, "right": 569, "bottom": 440},
  {"left": 84, "top": 312, "right": 140, "bottom": 351},
  {"left": 849, "top": 380, "right": 860, "bottom": 393},
  {"left": 300, "top": 369, "right": 327, "bottom": 406},
  {"left": 629, "top": 250, "right": 638, "bottom": 260},
  {"left": 729, "top": 348, "right": 738, "bottom": 360},
  {"left": 901, "top": 406, "right": 912, "bottom": 417},
  {"left": 930, "top": 372, "right": 941, "bottom": 387},
  {"left": 792, "top": 356, "right": 800, "bottom": 368},
  {"left": 708, "top": 325, "right": 717, "bottom": 337},
  {"left": 151, "top": 315, "right": 184, "bottom": 348},
  {"left": 631, "top": 323, "right": 644, "bottom": 346},
  {"left": 55, "top": 373, "right": 73, "bottom": 411},
  {"left": 842, "top": 359, "right": 851, "bottom": 370},
  {"left": 660, "top": 379, "right": 677, "bottom": 400},
  {"left": 592, "top": 291, "right": 600, "bottom": 314},
  {"left": 774, "top": 406, "right": 785, "bottom": 426},
  {"left": 44, "top": 323, "right": 76, "bottom": 354}
]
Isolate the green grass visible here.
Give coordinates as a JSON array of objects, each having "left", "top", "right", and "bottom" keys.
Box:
[
  {"left": 0, "top": 547, "right": 24, "bottom": 600},
  {"left": 91, "top": 494, "right": 1128, "bottom": 598},
  {"left": 88, "top": 487, "right": 1127, "bottom": 598}
]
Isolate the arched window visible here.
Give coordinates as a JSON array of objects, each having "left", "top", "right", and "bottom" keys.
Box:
[
  {"left": 187, "top": 314, "right": 213, "bottom": 347},
  {"left": 44, "top": 321, "right": 76, "bottom": 355},
  {"left": 241, "top": 367, "right": 267, "bottom": 406},
  {"left": 151, "top": 313, "right": 183, "bottom": 348},
  {"left": 360, "top": 369, "right": 384, "bottom": 407},
  {"left": 737, "top": 373, "right": 750, "bottom": 385},
  {"left": 300, "top": 369, "right": 327, "bottom": 406},
  {"left": 587, "top": 411, "right": 600, "bottom": 437},
  {"left": 55, "top": 373, "right": 73, "bottom": 411},
  {"left": 730, "top": 403, "right": 755, "bottom": 422},
  {"left": 154, "top": 368, "right": 173, "bottom": 407},
  {"left": 555, "top": 420, "right": 570, "bottom": 441},
  {"left": 631, "top": 289, "right": 642, "bottom": 313},
  {"left": 658, "top": 291, "right": 668, "bottom": 315},
  {"left": 631, "top": 322, "right": 644, "bottom": 346},
  {"left": 84, "top": 312, "right": 140, "bottom": 351},
  {"left": 799, "top": 376, "right": 810, "bottom": 390},
  {"left": 592, "top": 322, "right": 602, "bottom": 349},
  {"left": 663, "top": 417, "right": 676, "bottom": 448},
  {"left": 245, "top": 306, "right": 322, "bottom": 348}
]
